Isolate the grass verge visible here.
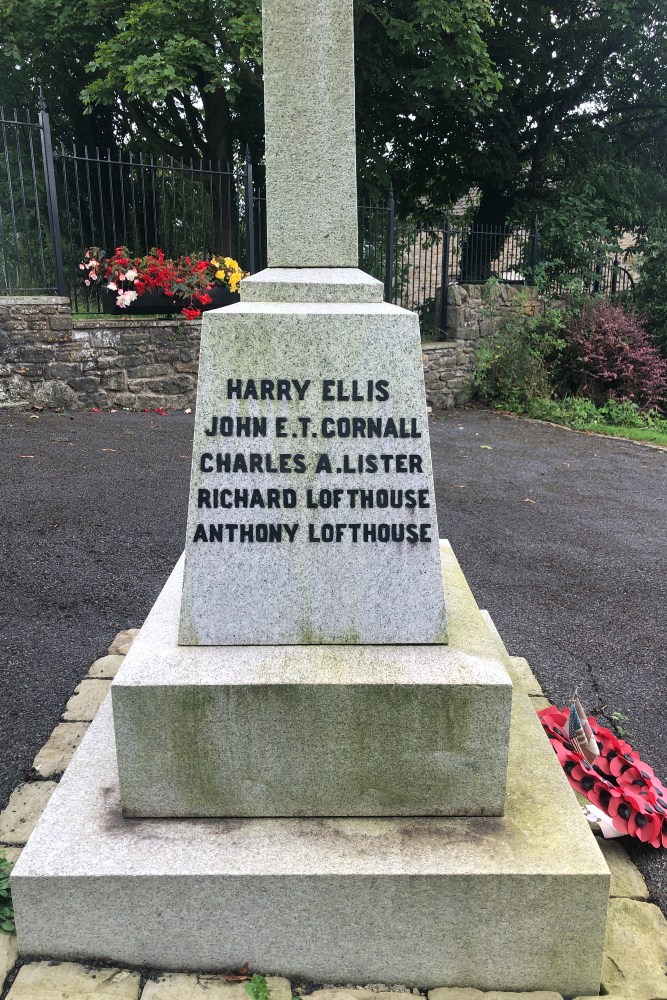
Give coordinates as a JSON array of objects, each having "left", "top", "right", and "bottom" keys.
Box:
[{"left": 524, "top": 397, "right": 667, "bottom": 447}]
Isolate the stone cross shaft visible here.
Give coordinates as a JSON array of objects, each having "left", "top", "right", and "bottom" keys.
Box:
[{"left": 262, "top": 0, "right": 359, "bottom": 268}]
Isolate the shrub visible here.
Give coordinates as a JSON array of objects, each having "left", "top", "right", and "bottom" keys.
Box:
[
  {"left": 0, "top": 852, "right": 13, "bottom": 934},
  {"left": 528, "top": 396, "right": 600, "bottom": 429},
  {"left": 528, "top": 396, "right": 667, "bottom": 433},
  {"left": 559, "top": 301, "right": 667, "bottom": 409},
  {"left": 473, "top": 288, "right": 565, "bottom": 412}
]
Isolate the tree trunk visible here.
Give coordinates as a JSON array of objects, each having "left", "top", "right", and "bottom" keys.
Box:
[{"left": 459, "top": 185, "right": 515, "bottom": 283}]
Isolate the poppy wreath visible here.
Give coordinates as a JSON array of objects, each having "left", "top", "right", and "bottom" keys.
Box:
[{"left": 538, "top": 705, "right": 667, "bottom": 847}]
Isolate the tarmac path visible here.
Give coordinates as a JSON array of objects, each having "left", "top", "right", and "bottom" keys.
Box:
[{"left": 0, "top": 407, "right": 665, "bottom": 908}]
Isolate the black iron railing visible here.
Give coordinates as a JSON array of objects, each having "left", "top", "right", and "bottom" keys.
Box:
[
  {"left": 1, "top": 99, "right": 636, "bottom": 330},
  {"left": 55, "top": 145, "right": 242, "bottom": 312},
  {"left": 0, "top": 98, "right": 64, "bottom": 295}
]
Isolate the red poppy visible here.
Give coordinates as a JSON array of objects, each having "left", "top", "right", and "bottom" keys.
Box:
[
  {"left": 628, "top": 809, "right": 662, "bottom": 843},
  {"left": 538, "top": 705, "right": 666, "bottom": 848}
]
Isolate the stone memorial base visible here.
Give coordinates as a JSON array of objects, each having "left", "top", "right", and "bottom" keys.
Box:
[
  {"left": 11, "top": 543, "right": 610, "bottom": 995},
  {"left": 111, "top": 553, "right": 512, "bottom": 818}
]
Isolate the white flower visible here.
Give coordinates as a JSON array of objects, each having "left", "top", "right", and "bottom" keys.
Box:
[
  {"left": 84, "top": 279, "right": 90, "bottom": 286},
  {"left": 119, "top": 272, "right": 126, "bottom": 281},
  {"left": 116, "top": 290, "right": 138, "bottom": 308},
  {"left": 107, "top": 281, "right": 117, "bottom": 291},
  {"left": 124, "top": 268, "right": 137, "bottom": 281},
  {"left": 79, "top": 263, "right": 85, "bottom": 270},
  {"left": 89, "top": 271, "right": 97, "bottom": 281}
]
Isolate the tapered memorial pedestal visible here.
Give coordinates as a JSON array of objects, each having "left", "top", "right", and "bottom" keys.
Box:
[
  {"left": 179, "top": 269, "right": 448, "bottom": 646},
  {"left": 110, "top": 268, "right": 511, "bottom": 819}
]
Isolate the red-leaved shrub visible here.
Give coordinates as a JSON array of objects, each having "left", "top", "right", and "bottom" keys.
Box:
[{"left": 560, "top": 301, "right": 667, "bottom": 408}]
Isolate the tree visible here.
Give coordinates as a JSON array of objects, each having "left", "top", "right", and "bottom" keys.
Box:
[
  {"left": 353, "top": 0, "right": 500, "bottom": 207},
  {"left": 82, "top": 0, "right": 264, "bottom": 164},
  {"left": 2, "top": 0, "right": 498, "bottom": 175},
  {"left": 0, "top": 0, "right": 116, "bottom": 147},
  {"left": 452, "top": 3, "right": 667, "bottom": 234}
]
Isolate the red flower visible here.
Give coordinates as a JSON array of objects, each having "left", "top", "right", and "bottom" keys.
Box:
[{"left": 182, "top": 307, "right": 201, "bottom": 320}]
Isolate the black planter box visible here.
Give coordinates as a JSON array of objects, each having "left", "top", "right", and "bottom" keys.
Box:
[{"left": 101, "top": 285, "right": 239, "bottom": 316}]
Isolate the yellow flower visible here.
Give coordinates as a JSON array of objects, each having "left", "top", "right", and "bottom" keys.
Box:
[
  {"left": 211, "top": 257, "right": 219, "bottom": 267},
  {"left": 229, "top": 273, "right": 241, "bottom": 291},
  {"left": 215, "top": 269, "right": 225, "bottom": 280}
]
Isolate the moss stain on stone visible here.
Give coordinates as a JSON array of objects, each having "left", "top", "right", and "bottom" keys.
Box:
[
  {"left": 298, "top": 621, "right": 361, "bottom": 645},
  {"left": 157, "top": 687, "right": 224, "bottom": 810}
]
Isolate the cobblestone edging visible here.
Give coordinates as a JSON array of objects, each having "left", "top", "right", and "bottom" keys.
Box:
[
  {"left": 0, "top": 298, "right": 200, "bottom": 412},
  {"left": 2, "top": 635, "right": 666, "bottom": 999},
  {"left": 0, "top": 288, "right": 535, "bottom": 414}
]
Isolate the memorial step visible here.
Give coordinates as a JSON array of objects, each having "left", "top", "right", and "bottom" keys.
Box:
[
  {"left": 10, "top": 542, "right": 609, "bottom": 995},
  {"left": 111, "top": 543, "right": 512, "bottom": 818}
]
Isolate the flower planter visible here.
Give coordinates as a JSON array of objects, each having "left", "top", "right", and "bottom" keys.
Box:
[{"left": 101, "top": 285, "right": 239, "bottom": 316}]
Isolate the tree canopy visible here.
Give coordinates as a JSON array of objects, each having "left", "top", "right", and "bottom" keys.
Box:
[
  {"left": 451, "top": 1, "right": 667, "bottom": 233},
  {"left": 2, "top": 0, "right": 667, "bottom": 238},
  {"left": 0, "top": 0, "right": 498, "bottom": 176}
]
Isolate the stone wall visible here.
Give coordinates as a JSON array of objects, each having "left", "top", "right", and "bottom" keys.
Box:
[
  {"left": 0, "top": 286, "right": 535, "bottom": 412},
  {"left": 0, "top": 297, "right": 201, "bottom": 411},
  {"left": 443, "top": 281, "right": 541, "bottom": 342},
  {"left": 423, "top": 282, "right": 542, "bottom": 410},
  {"left": 422, "top": 340, "right": 477, "bottom": 412}
]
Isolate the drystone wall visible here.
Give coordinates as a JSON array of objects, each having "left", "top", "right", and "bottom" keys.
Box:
[
  {"left": 0, "top": 297, "right": 200, "bottom": 411},
  {"left": 0, "top": 285, "right": 536, "bottom": 412},
  {"left": 423, "top": 282, "right": 542, "bottom": 409}
]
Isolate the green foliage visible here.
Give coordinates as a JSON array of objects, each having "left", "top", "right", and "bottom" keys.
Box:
[
  {"left": 0, "top": 0, "right": 498, "bottom": 189},
  {"left": 450, "top": 2, "right": 667, "bottom": 246},
  {"left": 4, "top": 0, "right": 667, "bottom": 248},
  {"left": 0, "top": 852, "right": 14, "bottom": 935},
  {"left": 527, "top": 396, "right": 664, "bottom": 430},
  {"left": 525, "top": 188, "right": 619, "bottom": 290},
  {"left": 633, "top": 231, "right": 667, "bottom": 357},
  {"left": 474, "top": 281, "right": 667, "bottom": 444},
  {"left": 355, "top": 0, "right": 499, "bottom": 206},
  {"left": 245, "top": 974, "right": 270, "bottom": 1000},
  {"left": 526, "top": 397, "right": 667, "bottom": 445},
  {"left": 473, "top": 287, "right": 566, "bottom": 412},
  {"left": 609, "top": 710, "right": 631, "bottom": 738}
]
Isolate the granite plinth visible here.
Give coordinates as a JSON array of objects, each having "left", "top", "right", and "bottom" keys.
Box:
[
  {"left": 12, "top": 546, "right": 609, "bottom": 992},
  {"left": 112, "top": 546, "right": 511, "bottom": 817},
  {"left": 180, "top": 297, "right": 447, "bottom": 645},
  {"left": 263, "top": 0, "right": 358, "bottom": 267},
  {"left": 240, "top": 269, "right": 383, "bottom": 304}
]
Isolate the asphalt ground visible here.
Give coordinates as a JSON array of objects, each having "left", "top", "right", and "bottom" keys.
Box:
[{"left": 0, "top": 407, "right": 665, "bottom": 910}]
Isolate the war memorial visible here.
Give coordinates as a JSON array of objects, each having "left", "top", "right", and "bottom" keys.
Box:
[{"left": 11, "top": 0, "right": 610, "bottom": 992}]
